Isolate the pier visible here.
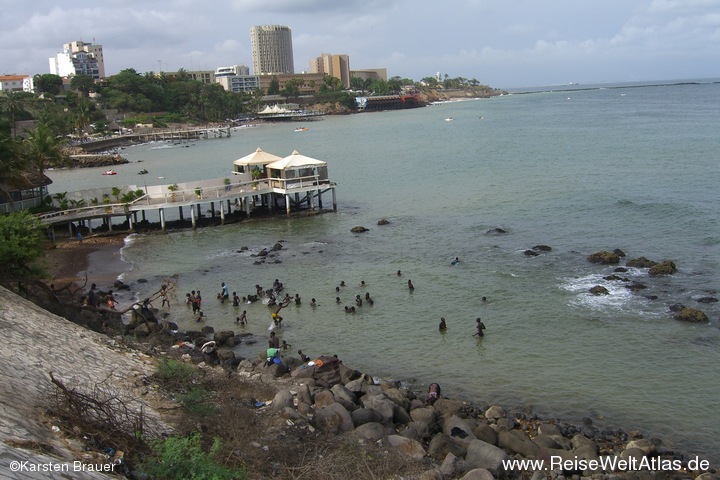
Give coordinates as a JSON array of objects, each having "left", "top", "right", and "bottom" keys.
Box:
[
  {"left": 75, "top": 127, "right": 233, "bottom": 152},
  {"left": 38, "top": 148, "right": 338, "bottom": 239}
]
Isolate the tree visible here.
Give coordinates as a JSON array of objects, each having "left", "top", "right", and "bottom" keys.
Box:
[
  {"left": 23, "top": 123, "right": 65, "bottom": 174},
  {"left": 34, "top": 74, "right": 64, "bottom": 96},
  {"left": 70, "top": 74, "right": 96, "bottom": 97},
  {"left": 0, "top": 211, "right": 45, "bottom": 276},
  {"left": 321, "top": 75, "right": 342, "bottom": 93},
  {"left": 267, "top": 76, "right": 280, "bottom": 95},
  {"left": 0, "top": 92, "right": 27, "bottom": 139},
  {"left": 0, "top": 136, "right": 30, "bottom": 202}
]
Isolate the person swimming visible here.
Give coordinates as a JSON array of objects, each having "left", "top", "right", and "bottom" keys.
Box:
[
  {"left": 439, "top": 317, "right": 447, "bottom": 331},
  {"left": 451, "top": 257, "right": 461, "bottom": 265}
]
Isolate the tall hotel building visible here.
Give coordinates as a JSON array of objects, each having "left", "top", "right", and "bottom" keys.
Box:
[{"left": 250, "top": 25, "right": 294, "bottom": 75}]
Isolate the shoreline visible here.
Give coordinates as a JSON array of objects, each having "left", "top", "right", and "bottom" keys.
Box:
[{"left": 42, "top": 237, "right": 717, "bottom": 470}]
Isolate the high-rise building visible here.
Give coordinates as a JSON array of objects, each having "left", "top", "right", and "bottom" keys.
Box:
[
  {"left": 49, "top": 40, "right": 105, "bottom": 80},
  {"left": 250, "top": 25, "right": 294, "bottom": 75},
  {"left": 309, "top": 54, "right": 350, "bottom": 89}
]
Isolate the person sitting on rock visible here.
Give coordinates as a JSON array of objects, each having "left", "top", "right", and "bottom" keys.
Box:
[{"left": 426, "top": 383, "right": 441, "bottom": 405}]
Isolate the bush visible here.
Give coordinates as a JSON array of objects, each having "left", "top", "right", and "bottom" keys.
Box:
[
  {"left": 140, "top": 434, "right": 243, "bottom": 480},
  {"left": 0, "top": 211, "right": 44, "bottom": 275}
]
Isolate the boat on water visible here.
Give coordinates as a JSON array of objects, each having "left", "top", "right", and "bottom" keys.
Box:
[
  {"left": 294, "top": 127, "right": 308, "bottom": 132},
  {"left": 102, "top": 170, "right": 117, "bottom": 176},
  {"left": 445, "top": 117, "right": 454, "bottom": 122}
]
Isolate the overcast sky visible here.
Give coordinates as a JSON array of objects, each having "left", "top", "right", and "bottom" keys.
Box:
[{"left": 1, "top": 0, "right": 718, "bottom": 88}]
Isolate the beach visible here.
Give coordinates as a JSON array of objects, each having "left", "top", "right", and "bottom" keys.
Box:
[{"left": 40, "top": 233, "right": 130, "bottom": 288}]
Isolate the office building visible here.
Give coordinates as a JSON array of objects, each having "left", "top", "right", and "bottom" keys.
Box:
[
  {"left": 49, "top": 40, "right": 105, "bottom": 80},
  {"left": 309, "top": 54, "right": 350, "bottom": 89},
  {"left": 250, "top": 25, "right": 294, "bottom": 75}
]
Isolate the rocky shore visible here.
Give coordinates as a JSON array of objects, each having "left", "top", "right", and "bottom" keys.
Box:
[{"left": 8, "top": 237, "right": 712, "bottom": 479}]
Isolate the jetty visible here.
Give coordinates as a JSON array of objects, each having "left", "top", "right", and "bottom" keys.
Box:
[
  {"left": 38, "top": 148, "right": 338, "bottom": 238},
  {"left": 75, "top": 126, "right": 233, "bottom": 152}
]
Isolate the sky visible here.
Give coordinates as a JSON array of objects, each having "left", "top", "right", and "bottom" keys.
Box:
[{"left": 1, "top": 0, "right": 719, "bottom": 89}]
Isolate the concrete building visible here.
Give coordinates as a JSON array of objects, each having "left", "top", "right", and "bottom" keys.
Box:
[
  {"left": 216, "top": 75, "right": 260, "bottom": 93},
  {"left": 251, "top": 25, "right": 294, "bottom": 75},
  {"left": 350, "top": 68, "right": 388, "bottom": 82},
  {"left": 257, "top": 73, "right": 325, "bottom": 96},
  {"left": 0, "top": 75, "right": 34, "bottom": 93},
  {"left": 309, "top": 54, "right": 350, "bottom": 89},
  {"left": 215, "top": 65, "right": 250, "bottom": 77},
  {"left": 49, "top": 40, "right": 105, "bottom": 80}
]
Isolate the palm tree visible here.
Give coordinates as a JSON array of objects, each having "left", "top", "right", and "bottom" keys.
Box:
[
  {"left": 0, "top": 137, "right": 30, "bottom": 203},
  {"left": 23, "top": 123, "right": 65, "bottom": 175},
  {"left": 0, "top": 92, "right": 27, "bottom": 140}
]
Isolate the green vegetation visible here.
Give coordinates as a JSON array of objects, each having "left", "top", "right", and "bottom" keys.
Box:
[
  {"left": 0, "top": 211, "right": 45, "bottom": 276},
  {"left": 140, "top": 434, "right": 242, "bottom": 480}
]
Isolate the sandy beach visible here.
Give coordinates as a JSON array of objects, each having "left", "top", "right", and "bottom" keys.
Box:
[{"left": 40, "top": 233, "right": 130, "bottom": 288}]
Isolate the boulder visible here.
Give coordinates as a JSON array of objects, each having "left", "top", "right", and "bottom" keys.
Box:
[
  {"left": 626, "top": 256, "right": 657, "bottom": 268},
  {"left": 344, "top": 377, "right": 369, "bottom": 394},
  {"left": 649, "top": 260, "right": 677, "bottom": 276},
  {"left": 387, "top": 435, "right": 426, "bottom": 460},
  {"left": 313, "top": 390, "right": 336, "bottom": 408},
  {"left": 459, "top": 469, "right": 495, "bottom": 480},
  {"left": 464, "top": 439, "right": 509, "bottom": 475},
  {"left": 271, "top": 389, "right": 294, "bottom": 411},
  {"left": 290, "top": 356, "right": 342, "bottom": 387},
  {"left": 443, "top": 415, "right": 478, "bottom": 447},
  {"left": 532, "top": 245, "right": 552, "bottom": 252},
  {"left": 486, "top": 228, "right": 507, "bottom": 235},
  {"left": 377, "top": 218, "right": 390, "bottom": 225},
  {"left": 213, "top": 330, "right": 235, "bottom": 347},
  {"left": 537, "top": 423, "right": 562, "bottom": 437},
  {"left": 360, "top": 394, "right": 396, "bottom": 425},
  {"left": 271, "top": 242, "right": 283, "bottom": 251},
  {"left": 625, "top": 282, "right": 648, "bottom": 291},
  {"left": 440, "top": 452, "right": 461, "bottom": 478},
  {"left": 296, "top": 383, "right": 313, "bottom": 406},
  {"left": 351, "top": 226, "right": 369, "bottom": 233},
  {"left": 330, "top": 384, "right": 356, "bottom": 404},
  {"left": 401, "top": 421, "right": 430, "bottom": 440},
  {"left": 523, "top": 249, "right": 540, "bottom": 257},
  {"left": 484, "top": 405, "right": 506, "bottom": 421},
  {"left": 433, "top": 398, "right": 465, "bottom": 417},
  {"left": 351, "top": 408, "right": 384, "bottom": 427},
  {"left": 410, "top": 406, "right": 437, "bottom": 425},
  {"left": 613, "top": 249, "right": 626, "bottom": 257},
  {"left": 589, "top": 285, "right": 610, "bottom": 295},
  {"left": 473, "top": 423, "right": 497, "bottom": 445},
  {"left": 626, "top": 438, "right": 656, "bottom": 455},
  {"left": 587, "top": 251, "right": 620, "bottom": 264},
  {"left": 353, "top": 422, "right": 386, "bottom": 442},
  {"left": 418, "top": 468, "right": 444, "bottom": 480},
  {"left": 312, "top": 402, "right": 354, "bottom": 434},
  {"left": 338, "top": 364, "right": 363, "bottom": 384},
  {"left": 674, "top": 307, "right": 708, "bottom": 323},
  {"left": 393, "top": 403, "right": 413, "bottom": 425},
  {"left": 498, "top": 430, "right": 540, "bottom": 458},
  {"left": 428, "top": 433, "right": 467, "bottom": 461},
  {"left": 697, "top": 297, "right": 718, "bottom": 303},
  {"left": 201, "top": 325, "right": 215, "bottom": 335},
  {"left": 532, "top": 434, "right": 562, "bottom": 449}
]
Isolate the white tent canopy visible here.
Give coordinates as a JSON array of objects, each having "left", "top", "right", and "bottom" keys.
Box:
[
  {"left": 233, "top": 147, "right": 283, "bottom": 168},
  {"left": 266, "top": 150, "right": 328, "bottom": 171}
]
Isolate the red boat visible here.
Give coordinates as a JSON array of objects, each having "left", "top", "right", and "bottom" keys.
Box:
[{"left": 102, "top": 170, "right": 117, "bottom": 175}]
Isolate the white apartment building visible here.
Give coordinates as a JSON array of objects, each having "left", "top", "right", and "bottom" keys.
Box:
[
  {"left": 0, "top": 75, "right": 34, "bottom": 93},
  {"left": 250, "top": 25, "right": 294, "bottom": 75},
  {"left": 49, "top": 40, "right": 105, "bottom": 80}
]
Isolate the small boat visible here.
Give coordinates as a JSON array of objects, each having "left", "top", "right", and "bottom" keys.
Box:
[
  {"left": 294, "top": 127, "right": 308, "bottom": 132},
  {"left": 138, "top": 168, "right": 148, "bottom": 175},
  {"left": 102, "top": 170, "right": 117, "bottom": 175},
  {"left": 444, "top": 117, "right": 453, "bottom": 122}
]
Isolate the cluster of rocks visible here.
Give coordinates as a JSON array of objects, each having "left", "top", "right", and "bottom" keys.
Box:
[
  {"left": 185, "top": 353, "right": 713, "bottom": 480},
  {"left": 585, "top": 249, "right": 714, "bottom": 324}
]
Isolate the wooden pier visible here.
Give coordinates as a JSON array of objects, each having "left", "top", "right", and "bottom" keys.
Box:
[
  {"left": 76, "top": 127, "right": 233, "bottom": 152},
  {"left": 38, "top": 175, "right": 338, "bottom": 238}
]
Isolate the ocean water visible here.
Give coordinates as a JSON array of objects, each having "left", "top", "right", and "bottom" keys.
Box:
[{"left": 47, "top": 80, "right": 720, "bottom": 463}]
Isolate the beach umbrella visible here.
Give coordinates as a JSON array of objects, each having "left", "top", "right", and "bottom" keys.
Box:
[{"left": 233, "top": 147, "right": 283, "bottom": 170}]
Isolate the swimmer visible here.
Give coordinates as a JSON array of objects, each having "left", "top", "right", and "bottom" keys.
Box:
[
  {"left": 272, "top": 298, "right": 291, "bottom": 326},
  {"left": 408, "top": 279, "right": 414, "bottom": 291},
  {"left": 397, "top": 270, "right": 402, "bottom": 276},
  {"left": 439, "top": 317, "right": 447, "bottom": 331},
  {"left": 474, "top": 317, "right": 486, "bottom": 337},
  {"left": 451, "top": 257, "right": 460, "bottom": 265},
  {"left": 336, "top": 296, "right": 341, "bottom": 304},
  {"left": 310, "top": 298, "right": 317, "bottom": 307}
]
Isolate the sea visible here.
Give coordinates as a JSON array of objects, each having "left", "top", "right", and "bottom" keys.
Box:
[{"left": 47, "top": 79, "right": 720, "bottom": 464}]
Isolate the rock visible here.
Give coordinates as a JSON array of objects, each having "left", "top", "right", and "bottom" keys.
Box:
[
  {"left": 613, "top": 249, "right": 626, "bottom": 257},
  {"left": 440, "top": 452, "right": 461, "bottom": 478},
  {"left": 313, "top": 390, "right": 336, "bottom": 408},
  {"left": 614, "top": 266, "right": 629, "bottom": 272},
  {"left": 271, "top": 242, "right": 283, "bottom": 251},
  {"left": 604, "top": 274, "right": 627, "bottom": 281},
  {"left": 410, "top": 406, "right": 437, "bottom": 425},
  {"left": 620, "top": 447, "right": 645, "bottom": 463},
  {"left": 464, "top": 439, "right": 509, "bottom": 475},
  {"left": 674, "top": 307, "right": 708, "bottom": 323},
  {"left": 291, "top": 355, "right": 343, "bottom": 387},
  {"left": 626, "top": 256, "right": 657, "bottom": 268},
  {"left": 393, "top": 403, "right": 413, "bottom": 425},
  {"left": 459, "top": 469, "right": 495, "bottom": 480},
  {"left": 330, "top": 384, "right": 356, "bottom": 404},
  {"left": 353, "top": 422, "right": 386, "bottom": 442},
  {"left": 271, "top": 389, "right": 294, "bottom": 411},
  {"left": 377, "top": 218, "right": 390, "bottom": 225},
  {"left": 360, "top": 394, "right": 395, "bottom": 425},
  {"left": 587, "top": 251, "right": 621, "bottom": 264},
  {"left": 418, "top": 468, "right": 444, "bottom": 480},
  {"left": 498, "top": 430, "right": 540, "bottom": 458},
  {"left": 213, "top": 330, "right": 235, "bottom": 347},
  {"left": 533, "top": 434, "right": 562, "bottom": 449},
  {"left": 649, "top": 260, "right": 677, "bottom": 276},
  {"left": 626, "top": 438, "right": 656, "bottom": 455},
  {"left": 344, "top": 377, "right": 369, "bottom": 394},
  {"left": 132, "top": 322, "right": 152, "bottom": 337},
  {"left": 625, "top": 282, "right": 648, "bottom": 291},
  {"left": 668, "top": 303, "right": 685, "bottom": 312},
  {"left": 264, "top": 362, "right": 288, "bottom": 378},
  {"left": 296, "top": 383, "right": 313, "bottom": 406},
  {"left": 201, "top": 325, "right": 215, "bottom": 335},
  {"left": 386, "top": 435, "right": 426, "bottom": 460},
  {"left": 523, "top": 249, "right": 540, "bottom": 257},
  {"left": 473, "top": 423, "right": 497, "bottom": 445},
  {"left": 484, "top": 405, "right": 506, "bottom": 421},
  {"left": 312, "top": 402, "right": 354, "bottom": 434},
  {"left": 428, "top": 434, "right": 467, "bottom": 461},
  {"left": 433, "top": 398, "right": 465, "bottom": 417},
  {"left": 532, "top": 245, "right": 552, "bottom": 252},
  {"left": 697, "top": 296, "right": 719, "bottom": 303},
  {"left": 444, "top": 415, "right": 477, "bottom": 447},
  {"left": 351, "top": 408, "right": 384, "bottom": 427},
  {"left": 537, "top": 423, "right": 562, "bottom": 436},
  {"left": 350, "top": 226, "right": 369, "bottom": 233},
  {"left": 338, "top": 364, "right": 362, "bottom": 384},
  {"left": 589, "top": 285, "right": 610, "bottom": 295},
  {"left": 495, "top": 416, "right": 516, "bottom": 431},
  {"left": 486, "top": 227, "right": 507, "bottom": 235}
]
